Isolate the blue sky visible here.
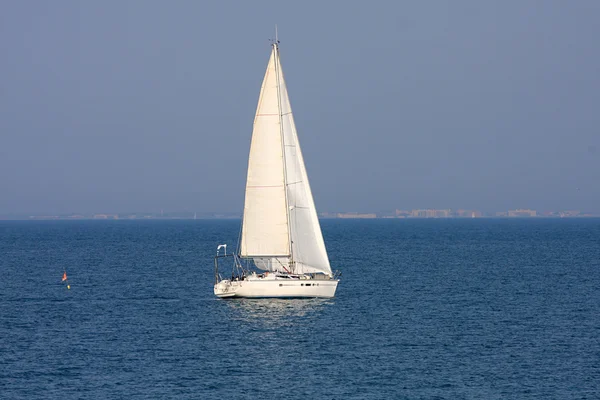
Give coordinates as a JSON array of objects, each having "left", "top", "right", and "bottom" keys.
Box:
[{"left": 1, "top": 0, "right": 598, "bottom": 213}]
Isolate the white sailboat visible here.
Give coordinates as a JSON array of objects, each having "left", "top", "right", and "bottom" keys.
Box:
[{"left": 214, "top": 38, "right": 339, "bottom": 298}]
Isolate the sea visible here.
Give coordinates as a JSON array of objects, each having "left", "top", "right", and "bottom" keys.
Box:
[{"left": 1, "top": 218, "right": 599, "bottom": 399}]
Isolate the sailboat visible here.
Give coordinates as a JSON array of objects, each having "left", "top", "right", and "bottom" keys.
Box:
[{"left": 213, "top": 39, "right": 340, "bottom": 298}]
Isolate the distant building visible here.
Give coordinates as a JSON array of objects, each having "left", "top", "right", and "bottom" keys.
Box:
[
  {"left": 508, "top": 209, "right": 537, "bottom": 217},
  {"left": 560, "top": 210, "right": 580, "bottom": 218},
  {"left": 319, "top": 212, "right": 337, "bottom": 218},
  {"left": 541, "top": 211, "right": 559, "bottom": 217},
  {"left": 336, "top": 213, "right": 377, "bottom": 219},
  {"left": 456, "top": 209, "right": 482, "bottom": 218},
  {"left": 93, "top": 214, "right": 119, "bottom": 220},
  {"left": 395, "top": 209, "right": 411, "bottom": 218},
  {"left": 411, "top": 209, "right": 451, "bottom": 218}
]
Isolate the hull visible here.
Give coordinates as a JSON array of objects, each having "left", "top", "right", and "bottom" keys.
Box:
[{"left": 214, "top": 277, "right": 338, "bottom": 298}]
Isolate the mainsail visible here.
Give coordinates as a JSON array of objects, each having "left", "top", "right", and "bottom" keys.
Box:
[
  {"left": 240, "top": 47, "right": 290, "bottom": 259},
  {"left": 240, "top": 43, "right": 332, "bottom": 276}
]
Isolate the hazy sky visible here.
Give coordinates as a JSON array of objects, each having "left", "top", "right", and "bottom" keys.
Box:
[{"left": 1, "top": 1, "right": 599, "bottom": 214}]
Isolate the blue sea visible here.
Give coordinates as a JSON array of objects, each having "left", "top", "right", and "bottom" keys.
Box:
[{"left": 1, "top": 219, "right": 599, "bottom": 399}]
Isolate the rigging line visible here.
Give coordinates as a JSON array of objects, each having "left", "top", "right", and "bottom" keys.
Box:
[
  {"left": 237, "top": 210, "right": 244, "bottom": 258},
  {"left": 275, "top": 257, "right": 291, "bottom": 274}
]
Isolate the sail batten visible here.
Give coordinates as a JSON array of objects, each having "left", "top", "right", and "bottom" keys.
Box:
[{"left": 240, "top": 43, "right": 332, "bottom": 276}]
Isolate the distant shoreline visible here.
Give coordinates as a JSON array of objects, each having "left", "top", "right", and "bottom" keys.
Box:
[
  {"left": 1, "top": 215, "right": 599, "bottom": 221},
  {"left": 2, "top": 207, "right": 598, "bottom": 221}
]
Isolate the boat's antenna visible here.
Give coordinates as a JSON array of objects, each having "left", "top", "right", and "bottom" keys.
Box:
[
  {"left": 269, "top": 26, "right": 280, "bottom": 50},
  {"left": 270, "top": 25, "right": 280, "bottom": 48}
]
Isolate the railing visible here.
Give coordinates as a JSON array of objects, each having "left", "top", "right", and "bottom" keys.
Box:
[
  {"left": 214, "top": 253, "right": 236, "bottom": 285},
  {"left": 214, "top": 251, "right": 248, "bottom": 285}
]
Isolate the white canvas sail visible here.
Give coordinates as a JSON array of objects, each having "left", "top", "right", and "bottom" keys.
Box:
[
  {"left": 240, "top": 43, "right": 331, "bottom": 276},
  {"left": 240, "top": 47, "right": 290, "bottom": 259}
]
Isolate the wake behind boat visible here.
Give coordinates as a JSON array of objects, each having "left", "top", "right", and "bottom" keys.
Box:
[{"left": 214, "top": 38, "right": 340, "bottom": 298}]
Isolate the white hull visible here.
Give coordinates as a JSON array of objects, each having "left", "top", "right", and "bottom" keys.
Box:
[{"left": 214, "top": 275, "right": 338, "bottom": 298}]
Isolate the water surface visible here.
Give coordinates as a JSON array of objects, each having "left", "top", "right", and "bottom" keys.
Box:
[{"left": 1, "top": 219, "right": 599, "bottom": 398}]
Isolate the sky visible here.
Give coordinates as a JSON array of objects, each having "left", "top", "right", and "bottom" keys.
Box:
[{"left": 1, "top": 0, "right": 599, "bottom": 214}]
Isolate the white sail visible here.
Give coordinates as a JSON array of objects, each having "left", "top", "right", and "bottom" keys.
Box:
[
  {"left": 240, "top": 43, "right": 331, "bottom": 276},
  {"left": 240, "top": 47, "right": 290, "bottom": 259},
  {"left": 276, "top": 49, "right": 332, "bottom": 276}
]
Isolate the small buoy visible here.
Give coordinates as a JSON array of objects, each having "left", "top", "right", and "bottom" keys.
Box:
[{"left": 67, "top": 285, "right": 71, "bottom": 290}]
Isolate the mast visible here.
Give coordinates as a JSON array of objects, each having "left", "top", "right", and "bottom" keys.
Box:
[{"left": 273, "top": 39, "right": 294, "bottom": 269}]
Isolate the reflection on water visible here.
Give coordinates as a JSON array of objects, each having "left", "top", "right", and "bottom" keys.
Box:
[{"left": 223, "top": 298, "right": 333, "bottom": 328}]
